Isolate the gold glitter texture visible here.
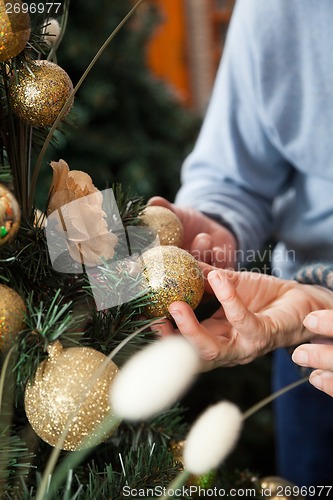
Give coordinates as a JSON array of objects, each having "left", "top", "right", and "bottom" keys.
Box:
[
  {"left": 0, "top": 283, "right": 26, "bottom": 351},
  {"left": 0, "top": 0, "right": 30, "bottom": 62},
  {"left": 9, "top": 60, "right": 73, "bottom": 127},
  {"left": 140, "top": 245, "right": 204, "bottom": 319},
  {"left": 24, "top": 341, "right": 119, "bottom": 451},
  {"left": 0, "top": 183, "right": 20, "bottom": 246},
  {"left": 140, "top": 206, "right": 184, "bottom": 247}
]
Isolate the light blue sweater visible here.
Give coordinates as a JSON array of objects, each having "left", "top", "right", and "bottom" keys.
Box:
[{"left": 176, "top": 0, "right": 333, "bottom": 278}]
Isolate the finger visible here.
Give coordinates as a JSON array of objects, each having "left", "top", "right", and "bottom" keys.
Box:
[
  {"left": 148, "top": 196, "right": 172, "bottom": 209},
  {"left": 292, "top": 343, "right": 333, "bottom": 371},
  {"left": 168, "top": 301, "right": 222, "bottom": 361},
  {"left": 150, "top": 317, "right": 175, "bottom": 337},
  {"left": 190, "top": 233, "right": 213, "bottom": 263},
  {"left": 309, "top": 369, "right": 333, "bottom": 397},
  {"left": 208, "top": 269, "right": 259, "bottom": 333},
  {"left": 303, "top": 310, "right": 333, "bottom": 335}
]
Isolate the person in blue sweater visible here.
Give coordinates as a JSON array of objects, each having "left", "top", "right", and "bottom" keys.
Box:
[{"left": 150, "top": 0, "right": 333, "bottom": 488}]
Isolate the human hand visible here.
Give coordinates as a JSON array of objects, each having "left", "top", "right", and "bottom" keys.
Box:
[
  {"left": 292, "top": 310, "right": 333, "bottom": 397},
  {"left": 148, "top": 196, "right": 237, "bottom": 268},
  {"left": 153, "top": 267, "right": 333, "bottom": 371}
]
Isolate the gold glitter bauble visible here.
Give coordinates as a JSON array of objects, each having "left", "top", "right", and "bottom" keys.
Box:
[
  {"left": 140, "top": 245, "right": 204, "bottom": 319},
  {"left": 140, "top": 206, "right": 184, "bottom": 247},
  {"left": 0, "top": 0, "right": 30, "bottom": 62},
  {"left": 0, "top": 284, "right": 26, "bottom": 351},
  {"left": 260, "top": 476, "right": 306, "bottom": 499},
  {"left": 0, "top": 183, "right": 20, "bottom": 246},
  {"left": 24, "top": 341, "right": 119, "bottom": 451},
  {"left": 9, "top": 60, "right": 73, "bottom": 127}
]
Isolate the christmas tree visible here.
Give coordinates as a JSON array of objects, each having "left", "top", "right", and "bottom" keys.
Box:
[{"left": 0, "top": 1, "right": 304, "bottom": 498}]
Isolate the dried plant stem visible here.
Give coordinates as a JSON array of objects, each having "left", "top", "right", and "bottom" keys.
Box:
[
  {"left": 158, "top": 375, "right": 309, "bottom": 500},
  {"left": 242, "top": 375, "right": 308, "bottom": 420},
  {"left": 29, "top": 0, "right": 145, "bottom": 210},
  {"left": 35, "top": 316, "right": 157, "bottom": 500}
]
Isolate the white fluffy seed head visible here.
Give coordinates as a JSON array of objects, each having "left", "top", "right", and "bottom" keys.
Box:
[
  {"left": 109, "top": 335, "right": 201, "bottom": 421},
  {"left": 44, "top": 19, "right": 61, "bottom": 46},
  {"left": 183, "top": 401, "right": 242, "bottom": 475}
]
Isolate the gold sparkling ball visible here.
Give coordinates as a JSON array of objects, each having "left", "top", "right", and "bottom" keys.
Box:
[
  {"left": 9, "top": 60, "right": 74, "bottom": 127},
  {"left": 0, "top": 0, "right": 31, "bottom": 62},
  {"left": 140, "top": 245, "right": 204, "bottom": 319},
  {"left": 24, "top": 340, "right": 119, "bottom": 451},
  {"left": 260, "top": 476, "right": 306, "bottom": 499},
  {"left": 139, "top": 206, "right": 184, "bottom": 247},
  {"left": 0, "top": 284, "right": 26, "bottom": 351},
  {"left": 0, "top": 183, "right": 20, "bottom": 246}
]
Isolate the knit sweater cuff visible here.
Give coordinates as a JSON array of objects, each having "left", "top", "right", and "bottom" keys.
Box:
[{"left": 294, "top": 263, "right": 333, "bottom": 291}]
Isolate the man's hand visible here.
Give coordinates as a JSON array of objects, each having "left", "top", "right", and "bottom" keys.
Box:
[{"left": 148, "top": 196, "right": 237, "bottom": 268}]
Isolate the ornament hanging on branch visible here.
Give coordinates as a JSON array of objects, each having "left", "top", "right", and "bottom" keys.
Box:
[
  {"left": 0, "top": 0, "right": 31, "bottom": 63},
  {"left": 140, "top": 245, "right": 204, "bottom": 319},
  {"left": 24, "top": 340, "right": 119, "bottom": 451},
  {"left": 260, "top": 476, "right": 306, "bottom": 499},
  {"left": 0, "top": 183, "right": 20, "bottom": 245},
  {"left": 0, "top": 283, "right": 26, "bottom": 351},
  {"left": 9, "top": 60, "right": 74, "bottom": 127},
  {"left": 139, "top": 206, "right": 184, "bottom": 247}
]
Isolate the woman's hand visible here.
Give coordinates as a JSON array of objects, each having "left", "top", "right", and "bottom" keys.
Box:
[
  {"left": 154, "top": 267, "right": 333, "bottom": 371},
  {"left": 292, "top": 310, "right": 333, "bottom": 397}
]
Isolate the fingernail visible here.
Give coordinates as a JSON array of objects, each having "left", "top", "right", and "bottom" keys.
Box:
[
  {"left": 303, "top": 314, "right": 318, "bottom": 329},
  {"left": 169, "top": 308, "right": 183, "bottom": 324},
  {"left": 292, "top": 349, "right": 309, "bottom": 366},
  {"left": 208, "top": 270, "right": 222, "bottom": 287},
  {"left": 153, "top": 326, "right": 162, "bottom": 336},
  {"left": 309, "top": 374, "right": 323, "bottom": 390}
]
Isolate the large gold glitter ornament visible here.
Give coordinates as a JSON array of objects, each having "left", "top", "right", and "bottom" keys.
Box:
[
  {"left": 0, "top": 0, "right": 31, "bottom": 62},
  {"left": 24, "top": 341, "right": 119, "bottom": 451},
  {"left": 0, "top": 284, "right": 26, "bottom": 351},
  {"left": 9, "top": 60, "right": 74, "bottom": 127},
  {"left": 139, "top": 206, "right": 184, "bottom": 247},
  {"left": 260, "top": 476, "right": 306, "bottom": 499},
  {"left": 140, "top": 245, "right": 204, "bottom": 319},
  {"left": 0, "top": 183, "right": 20, "bottom": 245}
]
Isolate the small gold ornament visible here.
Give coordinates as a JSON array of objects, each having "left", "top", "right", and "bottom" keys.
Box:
[
  {"left": 0, "top": 284, "right": 26, "bottom": 351},
  {"left": 139, "top": 206, "right": 184, "bottom": 247},
  {"left": 260, "top": 476, "right": 306, "bottom": 499},
  {"left": 0, "top": 183, "right": 20, "bottom": 245},
  {"left": 24, "top": 341, "right": 119, "bottom": 451},
  {"left": 140, "top": 245, "right": 204, "bottom": 319},
  {"left": 0, "top": 0, "right": 31, "bottom": 62},
  {"left": 9, "top": 60, "right": 74, "bottom": 127}
]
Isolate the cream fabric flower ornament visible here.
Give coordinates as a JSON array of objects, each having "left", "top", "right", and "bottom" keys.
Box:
[{"left": 47, "top": 159, "right": 118, "bottom": 267}]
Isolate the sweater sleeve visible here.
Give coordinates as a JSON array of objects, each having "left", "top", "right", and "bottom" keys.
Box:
[
  {"left": 294, "top": 264, "right": 333, "bottom": 291},
  {"left": 175, "top": 0, "right": 293, "bottom": 260}
]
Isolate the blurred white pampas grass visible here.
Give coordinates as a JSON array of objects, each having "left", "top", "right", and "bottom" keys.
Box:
[
  {"left": 110, "top": 335, "right": 201, "bottom": 421},
  {"left": 183, "top": 401, "right": 242, "bottom": 475}
]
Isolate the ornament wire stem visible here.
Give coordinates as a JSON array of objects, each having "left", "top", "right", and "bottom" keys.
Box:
[{"left": 29, "top": 0, "right": 145, "bottom": 209}]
